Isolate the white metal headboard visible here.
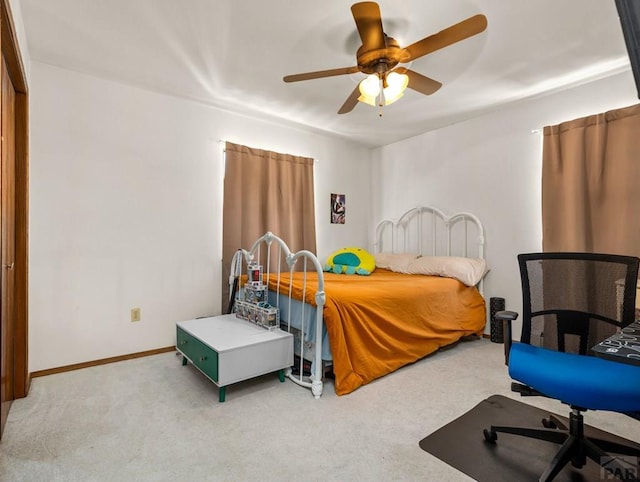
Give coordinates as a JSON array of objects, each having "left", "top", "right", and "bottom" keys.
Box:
[
  {"left": 374, "top": 206, "right": 485, "bottom": 259},
  {"left": 374, "top": 206, "right": 486, "bottom": 293}
]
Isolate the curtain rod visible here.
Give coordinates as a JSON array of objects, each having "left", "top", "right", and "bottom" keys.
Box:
[{"left": 218, "top": 140, "right": 318, "bottom": 163}]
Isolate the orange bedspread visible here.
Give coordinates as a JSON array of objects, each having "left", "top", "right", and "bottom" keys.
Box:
[{"left": 267, "top": 268, "right": 486, "bottom": 395}]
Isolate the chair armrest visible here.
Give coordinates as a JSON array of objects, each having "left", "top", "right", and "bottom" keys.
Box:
[
  {"left": 495, "top": 310, "right": 518, "bottom": 365},
  {"left": 495, "top": 310, "right": 518, "bottom": 321}
]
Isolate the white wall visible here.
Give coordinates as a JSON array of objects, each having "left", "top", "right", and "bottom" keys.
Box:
[
  {"left": 29, "top": 62, "right": 371, "bottom": 371},
  {"left": 28, "top": 59, "right": 640, "bottom": 370},
  {"left": 8, "top": 0, "right": 30, "bottom": 82},
  {"left": 372, "top": 70, "right": 639, "bottom": 337}
]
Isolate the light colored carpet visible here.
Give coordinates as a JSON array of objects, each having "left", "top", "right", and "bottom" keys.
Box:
[{"left": 1, "top": 338, "right": 638, "bottom": 481}]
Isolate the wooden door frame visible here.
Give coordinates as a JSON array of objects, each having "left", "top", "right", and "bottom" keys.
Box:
[{"left": 2, "top": 0, "right": 29, "bottom": 399}]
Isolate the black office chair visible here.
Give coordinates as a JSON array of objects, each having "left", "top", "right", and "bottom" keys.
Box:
[{"left": 484, "top": 252, "right": 640, "bottom": 481}]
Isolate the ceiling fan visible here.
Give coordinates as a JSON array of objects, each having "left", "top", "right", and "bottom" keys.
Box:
[{"left": 283, "top": 2, "right": 487, "bottom": 114}]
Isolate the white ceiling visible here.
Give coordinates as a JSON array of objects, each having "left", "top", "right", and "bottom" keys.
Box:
[{"left": 19, "top": 0, "right": 632, "bottom": 147}]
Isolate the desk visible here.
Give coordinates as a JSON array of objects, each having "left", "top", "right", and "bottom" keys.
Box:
[{"left": 592, "top": 320, "right": 640, "bottom": 367}]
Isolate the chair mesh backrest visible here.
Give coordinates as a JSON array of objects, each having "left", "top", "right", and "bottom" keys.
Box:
[{"left": 519, "top": 253, "right": 639, "bottom": 355}]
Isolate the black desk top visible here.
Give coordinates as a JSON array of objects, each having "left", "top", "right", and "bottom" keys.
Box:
[{"left": 592, "top": 320, "right": 640, "bottom": 366}]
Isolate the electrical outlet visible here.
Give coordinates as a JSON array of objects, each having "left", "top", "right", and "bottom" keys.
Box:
[{"left": 131, "top": 307, "right": 141, "bottom": 322}]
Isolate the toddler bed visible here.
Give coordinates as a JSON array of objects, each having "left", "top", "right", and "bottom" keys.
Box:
[{"left": 230, "top": 206, "right": 488, "bottom": 398}]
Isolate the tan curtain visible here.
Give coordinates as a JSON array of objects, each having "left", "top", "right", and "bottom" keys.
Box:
[
  {"left": 221, "top": 142, "right": 317, "bottom": 312},
  {"left": 542, "top": 103, "right": 640, "bottom": 256},
  {"left": 542, "top": 103, "right": 640, "bottom": 344}
]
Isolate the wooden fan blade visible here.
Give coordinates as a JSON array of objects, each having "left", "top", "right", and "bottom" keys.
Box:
[
  {"left": 395, "top": 67, "right": 442, "bottom": 95},
  {"left": 338, "top": 85, "right": 361, "bottom": 114},
  {"left": 351, "top": 2, "right": 386, "bottom": 52},
  {"left": 403, "top": 14, "right": 487, "bottom": 62},
  {"left": 283, "top": 66, "right": 360, "bottom": 83}
]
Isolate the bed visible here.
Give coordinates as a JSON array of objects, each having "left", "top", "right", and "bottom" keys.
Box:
[{"left": 229, "top": 206, "right": 488, "bottom": 398}]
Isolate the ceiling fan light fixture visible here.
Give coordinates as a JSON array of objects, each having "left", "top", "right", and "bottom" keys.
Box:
[
  {"left": 359, "top": 74, "right": 380, "bottom": 97},
  {"left": 357, "top": 93, "right": 378, "bottom": 106},
  {"left": 383, "top": 72, "right": 409, "bottom": 105},
  {"left": 358, "top": 71, "right": 408, "bottom": 107}
]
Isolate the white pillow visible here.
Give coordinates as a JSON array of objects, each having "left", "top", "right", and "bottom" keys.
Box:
[
  {"left": 374, "top": 252, "right": 420, "bottom": 272},
  {"left": 405, "top": 256, "right": 489, "bottom": 286}
]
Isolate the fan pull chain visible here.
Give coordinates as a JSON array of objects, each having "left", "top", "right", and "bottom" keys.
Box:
[{"left": 378, "top": 76, "right": 385, "bottom": 117}]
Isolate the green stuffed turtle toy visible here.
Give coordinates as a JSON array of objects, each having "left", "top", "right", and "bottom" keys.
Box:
[{"left": 324, "top": 247, "right": 375, "bottom": 275}]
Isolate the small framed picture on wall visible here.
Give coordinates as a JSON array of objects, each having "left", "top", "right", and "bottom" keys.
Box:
[{"left": 331, "top": 193, "right": 346, "bottom": 224}]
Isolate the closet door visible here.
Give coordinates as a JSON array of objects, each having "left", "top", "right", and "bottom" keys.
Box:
[{"left": 0, "top": 53, "right": 16, "bottom": 436}]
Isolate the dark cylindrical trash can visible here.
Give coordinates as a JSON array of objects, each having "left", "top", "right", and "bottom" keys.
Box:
[{"left": 490, "top": 297, "right": 505, "bottom": 343}]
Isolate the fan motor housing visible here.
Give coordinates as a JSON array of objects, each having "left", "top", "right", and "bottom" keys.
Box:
[{"left": 356, "top": 36, "right": 410, "bottom": 74}]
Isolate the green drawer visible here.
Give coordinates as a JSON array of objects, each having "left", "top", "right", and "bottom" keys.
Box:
[{"left": 177, "top": 327, "right": 219, "bottom": 383}]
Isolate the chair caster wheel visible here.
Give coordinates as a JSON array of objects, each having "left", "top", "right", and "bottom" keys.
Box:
[
  {"left": 541, "top": 418, "right": 557, "bottom": 429},
  {"left": 483, "top": 428, "right": 497, "bottom": 443}
]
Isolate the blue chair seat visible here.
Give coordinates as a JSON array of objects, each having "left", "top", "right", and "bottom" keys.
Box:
[{"left": 509, "top": 342, "right": 640, "bottom": 413}]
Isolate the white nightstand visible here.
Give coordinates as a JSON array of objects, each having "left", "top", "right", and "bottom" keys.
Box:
[{"left": 176, "top": 314, "right": 293, "bottom": 402}]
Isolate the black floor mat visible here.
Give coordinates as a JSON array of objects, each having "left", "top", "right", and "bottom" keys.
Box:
[{"left": 419, "top": 395, "right": 640, "bottom": 482}]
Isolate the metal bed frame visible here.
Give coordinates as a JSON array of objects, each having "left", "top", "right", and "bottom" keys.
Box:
[{"left": 229, "top": 205, "right": 486, "bottom": 398}]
